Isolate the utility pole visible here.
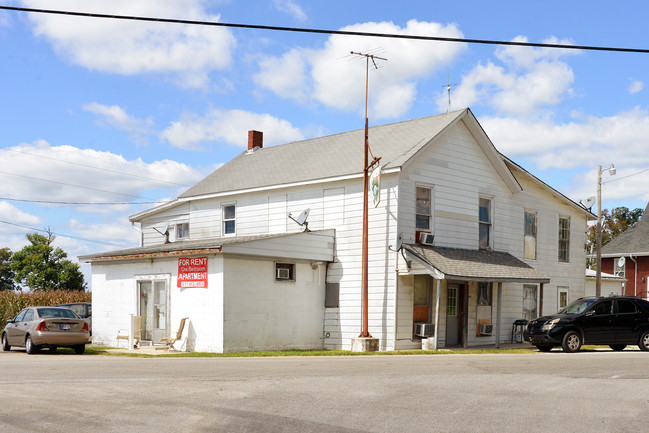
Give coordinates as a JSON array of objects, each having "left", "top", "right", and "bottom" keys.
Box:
[{"left": 350, "top": 51, "right": 385, "bottom": 351}]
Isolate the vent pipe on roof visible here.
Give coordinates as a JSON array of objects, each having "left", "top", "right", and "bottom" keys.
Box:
[{"left": 248, "top": 130, "right": 263, "bottom": 151}]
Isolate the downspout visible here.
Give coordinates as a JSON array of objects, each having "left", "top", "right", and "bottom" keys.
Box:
[
  {"left": 630, "top": 255, "right": 637, "bottom": 297},
  {"left": 393, "top": 248, "right": 399, "bottom": 351}
]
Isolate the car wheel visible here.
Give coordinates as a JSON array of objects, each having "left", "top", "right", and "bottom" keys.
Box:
[
  {"left": 609, "top": 344, "right": 626, "bottom": 351},
  {"left": 1, "top": 333, "right": 10, "bottom": 352},
  {"left": 25, "top": 336, "right": 39, "bottom": 355},
  {"left": 638, "top": 330, "right": 649, "bottom": 351},
  {"left": 73, "top": 345, "right": 85, "bottom": 355},
  {"left": 561, "top": 331, "right": 582, "bottom": 353},
  {"left": 536, "top": 345, "right": 553, "bottom": 352}
]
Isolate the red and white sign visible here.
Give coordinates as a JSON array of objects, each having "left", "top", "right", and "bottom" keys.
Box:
[{"left": 177, "top": 257, "right": 208, "bottom": 288}]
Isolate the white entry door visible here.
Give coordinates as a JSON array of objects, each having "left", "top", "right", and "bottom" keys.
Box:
[{"left": 138, "top": 280, "right": 168, "bottom": 342}]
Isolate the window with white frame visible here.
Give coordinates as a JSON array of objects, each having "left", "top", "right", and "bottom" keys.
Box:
[
  {"left": 614, "top": 258, "right": 626, "bottom": 277},
  {"left": 479, "top": 197, "right": 493, "bottom": 250},
  {"left": 558, "top": 287, "right": 569, "bottom": 310},
  {"left": 524, "top": 210, "right": 537, "bottom": 260},
  {"left": 477, "top": 282, "right": 492, "bottom": 306},
  {"left": 523, "top": 285, "right": 538, "bottom": 321},
  {"left": 415, "top": 186, "right": 432, "bottom": 231},
  {"left": 222, "top": 204, "right": 236, "bottom": 235},
  {"left": 558, "top": 217, "right": 570, "bottom": 262},
  {"left": 176, "top": 223, "right": 189, "bottom": 239}
]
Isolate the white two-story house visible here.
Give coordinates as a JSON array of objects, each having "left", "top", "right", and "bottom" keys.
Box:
[{"left": 81, "top": 108, "right": 592, "bottom": 352}]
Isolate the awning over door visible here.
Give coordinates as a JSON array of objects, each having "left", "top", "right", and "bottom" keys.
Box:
[{"left": 402, "top": 244, "right": 550, "bottom": 284}]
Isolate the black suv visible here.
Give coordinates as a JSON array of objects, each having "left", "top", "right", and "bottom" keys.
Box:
[{"left": 525, "top": 296, "right": 649, "bottom": 352}]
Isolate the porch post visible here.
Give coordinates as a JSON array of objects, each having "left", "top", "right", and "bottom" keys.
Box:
[
  {"left": 495, "top": 282, "right": 502, "bottom": 347},
  {"left": 433, "top": 278, "right": 442, "bottom": 350},
  {"left": 539, "top": 283, "right": 544, "bottom": 317}
]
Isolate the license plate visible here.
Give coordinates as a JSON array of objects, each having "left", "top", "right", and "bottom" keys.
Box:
[{"left": 60, "top": 324, "right": 70, "bottom": 330}]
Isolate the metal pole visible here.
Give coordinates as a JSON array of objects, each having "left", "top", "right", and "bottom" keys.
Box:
[
  {"left": 360, "top": 56, "right": 371, "bottom": 338},
  {"left": 596, "top": 165, "right": 602, "bottom": 297}
]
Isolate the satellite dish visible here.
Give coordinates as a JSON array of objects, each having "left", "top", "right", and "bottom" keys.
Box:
[
  {"left": 153, "top": 223, "right": 171, "bottom": 243},
  {"left": 580, "top": 196, "right": 596, "bottom": 210},
  {"left": 618, "top": 257, "right": 626, "bottom": 267},
  {"left": 288, "top": 208, "right": 310, "bottom": 231}
]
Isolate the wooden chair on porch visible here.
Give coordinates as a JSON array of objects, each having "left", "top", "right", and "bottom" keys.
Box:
[
  {"left": 116, "top": 315, "right": 142, "bottom": 349},
  {"left": 155, "top": 317, "right": 189, "bottom": 351}
]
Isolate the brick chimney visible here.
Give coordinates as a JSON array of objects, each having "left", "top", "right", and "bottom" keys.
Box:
[{"left": 248, "top": 130, "right": 263, "bottom": 150}]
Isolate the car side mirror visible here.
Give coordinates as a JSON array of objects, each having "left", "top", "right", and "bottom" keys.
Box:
[{"left": 5, "top": 319, "right": 14, "bottom": 324}]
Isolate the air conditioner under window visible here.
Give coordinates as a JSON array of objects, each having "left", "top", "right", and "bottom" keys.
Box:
[
  {"left": 414, "top": 322, "right": 435, "bottom": 337},
  {"left": 276, "top": 268, "right": 291, "bottom": 280},
  {"left": 418, "top": 232, "right": 435, "bottom": 246},
  {"left": 479, "top": 323, "right": 493, "bottom": 336}
]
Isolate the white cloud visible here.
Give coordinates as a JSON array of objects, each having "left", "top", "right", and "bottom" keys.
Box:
[
  {"left": 443, "top": 36, "right": 577, "bottom": 116},
  {"left": 628, "top": 79, "right": 644, "bottom": 94},
  {"left": 483, "top": 107, "right": 649, "bottom": 171},
  {"left": 273, "top": 0, "right": 307, "bottom": 21},
  {"left": 254, "top": 20, "right": 466, "bottom": 119},
  {"left": 83, "top": 103, "right": 154, "bottom": 144},
  {"left": 0, "top": 202, "right": 41, "bottom": 226},
  {"left": 21, "top": 0, "right": 236, "bottom": 89},
  {"left": 0, "top": 140, "right": 203, "bottom": 203},
  {"left": 161, "top": 109, "right": 305, "bottom": 149}
]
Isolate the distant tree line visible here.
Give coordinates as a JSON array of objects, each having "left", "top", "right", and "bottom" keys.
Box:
[{"left": 0, "top": 231, "right": 86, "bottom": 292}]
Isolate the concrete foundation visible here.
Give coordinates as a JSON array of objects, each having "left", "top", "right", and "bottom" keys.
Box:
[{"left": 351, "top": 337, "right": 379, "bottom": 352}]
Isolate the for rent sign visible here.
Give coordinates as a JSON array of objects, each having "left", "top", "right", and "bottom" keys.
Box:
[{"left": 177, "top": 257, "right": 208, "bottom": 288}]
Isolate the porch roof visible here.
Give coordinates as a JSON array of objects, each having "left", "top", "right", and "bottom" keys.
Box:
[
  {"left": 403, "top": 244, "right": 550, "bottom": 284},
  {"left": 79, "top": 230, "right": 334, "bottom": 263}
]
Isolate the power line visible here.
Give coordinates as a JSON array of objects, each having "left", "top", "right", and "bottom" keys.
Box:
[
  {"left": 0, "top": 219, "right": 135, "bottom": 248},
  {"left": 3, "top": 5, "right": 649, "bottom": 54},
  {"left": 0, "top": 197, "right": 168, "bottom": 206},
  {"left": 0, "top": 170, "right": 156, "bottom": 200},
  {"left": 604, "top": 167, "right": 649, "bottom": 184},
  {"left": 0, "top": 146, "right": 191, "bottom": 188}
]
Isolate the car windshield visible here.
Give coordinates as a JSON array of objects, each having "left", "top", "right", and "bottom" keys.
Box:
[
  {"left": 37, "top": 308, "right": 78, "bottom": 319},
  {"left": 559, "top": 298, "right": 596, "bottom": 315}
]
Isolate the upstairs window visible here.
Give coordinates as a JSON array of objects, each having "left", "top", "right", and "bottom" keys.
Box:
[
  {"left": 176, "top": 223, "right": 189, "bottom": 240},
  {"left": 479, "top": 197, "right": 492, "bottom": 250},
  {"left": 416, "top": 186, "right": 432, "bottom": 231},
  {"left": 558, "top": 217, "right": 570, "bottom": 262},
  {"left": 524, "top": 210, "right": 537, "bottom": 260},
  {"left": 223, "top": 204, "right": 236, "bottom": 235}
]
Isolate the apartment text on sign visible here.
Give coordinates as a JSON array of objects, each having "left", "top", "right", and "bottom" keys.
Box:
[{"left": 177, "top": 257, "right": 208, "bottom": 288}]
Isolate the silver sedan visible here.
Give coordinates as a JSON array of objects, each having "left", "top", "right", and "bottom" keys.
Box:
[{"left": 1, "top": 306, "right": 91, "bottom": 354}]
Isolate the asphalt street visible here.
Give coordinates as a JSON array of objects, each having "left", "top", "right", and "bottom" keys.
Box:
[{"left": 1, "top": 349, "right": 648, "bottom": 432}]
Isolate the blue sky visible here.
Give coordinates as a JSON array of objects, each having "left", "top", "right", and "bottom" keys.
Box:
[{"left": 1, "top": 1, "right": 649, "bottom": 286}]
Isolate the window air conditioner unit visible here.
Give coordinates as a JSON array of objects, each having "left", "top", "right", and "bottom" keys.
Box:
[
  {"left": 479, "top": 323, "right": 493, "bottom": 336},
  {"left": 414, "top": 322, "right": 435, "bottom": 337},
  {"left": 276, "top": 268, "right": 290, "bottom": 280},
  {"left": 418, "top": 232, "right": 435, "bottom": 246}
]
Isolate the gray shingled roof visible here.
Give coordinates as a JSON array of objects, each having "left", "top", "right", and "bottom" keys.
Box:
[
  {"left": 403, "top": 244, "right": 550, "bottom": 283},
  {"left": 179, "top": 109, "right": 468, "bottom": 198},
  {"left": 601, "top": 202, "right": 649, "bottom": 256}
]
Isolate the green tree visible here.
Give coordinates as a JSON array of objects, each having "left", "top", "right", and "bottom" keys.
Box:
[
  {"left": 0, "top": 247, "right": 16, "bottom": 291},
  {"left": 586, "top": 206, "right": 643, "bottom": 254},
  {"left": 11, "top": 232, "right": 87, "bottom": 291}
]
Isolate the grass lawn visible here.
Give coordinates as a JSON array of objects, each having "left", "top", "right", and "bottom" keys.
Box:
[{"left": 85, "top": 346, "right": 539, "bottom": 358}]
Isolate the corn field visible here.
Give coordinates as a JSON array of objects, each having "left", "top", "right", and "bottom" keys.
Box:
[{"left": 0, "top": 291, "right": 91, "bottom": 331}]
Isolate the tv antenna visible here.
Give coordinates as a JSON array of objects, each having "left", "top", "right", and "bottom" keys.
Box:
[{"left": 443, "top": 74, "right": 457, "bottom": 113}]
